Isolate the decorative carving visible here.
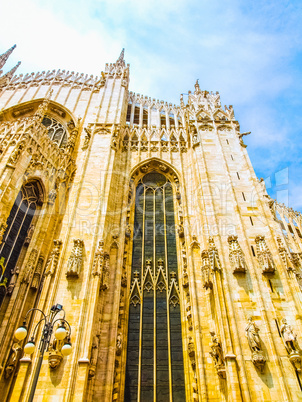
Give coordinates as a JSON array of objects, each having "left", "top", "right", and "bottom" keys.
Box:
[
  {"left": 48, "top": 188, "right": 57, "bottom": 205},
  {"left": 237, "top": 131, "right": 251, "bottom": 148},
  {"left": 45, "top": 240, "right": 62, "bottom": 276},
  {"left": 201, "top": 250, "right": 212, "bottom": 289},
  {"left": 31, "top": 255, "right": 44, "bottom": 290},
  {"left": 4, "top": 341, "right": 22, "bottom": 378},
  {"left": 24, "top": 224, "right": 35, "bottom": 246},
  {"left": 188, "top": 337, "right": 196, "bottom": 370},
  {"left": 21, "top": 249, "right": 38, "bottom": 284},
  {"left": 280, "top": 319, "right": 302, "bottom": 371},
  {"left": 245, "top": 317, "right": 266, "bottom": 372},
  {"left": 88, "top": 334, "right": 100, "bottom": 379},
  {"left": 178, "top": 224, "right": 184, "bottom": 238},
  {"left": 255, "top": 235, "right": 275, "bottom": 274},
  {"left": 8, "top": 139, "right": 26, "bottom": 165},
  {"left": 116, "top": 333, "right": 122, "bottom": 356},
  {"left": 125, "top": 224, "right": 131, "bottom": 238},
  {"left": 66, "top": 239, "right": 84, "bottom": 278},
  {"left": 228, "top": 235, "right": 247, "bottom": 274},
  {"left": 92, "top": 240, "right": 104, "bottom": 276},
  {"left": 6, "top": 266, "right": 20, "bottom": 295},
  {"left": 48, "top": 332, "right": 68, "bottom": 370},
  {"left": 0, "top": 222, "right": 8, "bottom": 244},
  {"left": 82, "top": 127, "right": 91, "bottom": 150},
  {"left": 209, "top": 331, "right": 226, "bottom": 378}
]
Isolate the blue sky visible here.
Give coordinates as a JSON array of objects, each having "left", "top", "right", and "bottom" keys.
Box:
[{"left": 1, "top": 0, "right": 302, "bottom": 210}]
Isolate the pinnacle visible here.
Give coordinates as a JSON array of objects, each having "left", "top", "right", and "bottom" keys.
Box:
[
  {"left": 0, "top": 44, "right": 17, "bottom": 71},
  {"left": 116, "top": 48, "right": 125, "bottom": 67}
]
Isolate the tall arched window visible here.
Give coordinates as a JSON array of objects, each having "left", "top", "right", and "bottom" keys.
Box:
[
  {"left": 125, "top": 172, "right": 185, "bottom": 402},
  {"left": 0, "top": 181, "right": 43, "bottom": 300}
]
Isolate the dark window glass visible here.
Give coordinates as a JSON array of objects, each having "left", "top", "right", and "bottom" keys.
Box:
[{"left": 125, "top": 172, "right": 185, "bottom": 401}]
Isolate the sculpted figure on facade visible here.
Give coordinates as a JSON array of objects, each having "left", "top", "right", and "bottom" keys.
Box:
[
  {"left": 116, "top": 333, "right": 122, "bottom": 356},
  {"left": 82, "top": 127, "right": 91, "bottom": 150},
  {"left": 66, "top": 239, "right": 84, "bottom": 278},
  {"left": 280, "top": 319, "right": 302, "bottom": 371},
  {"left": 201, "top": 250, "right": 212, "bottom": 289},
  {"left": 89, "top": 334, "right": 100, "bottom": 379},
  {"left": 245, "top": 317, "right": 266, "bottom": 372},
  {"left": 4, "top": 342, "right": 22, "bottom": 378},
  {"left": 24, "top": 224, "right": 35, "bottom": 246},
  {"left": 209, "top": 331, "right": 226, "bottom": 378},
  {"left": 280, "top": 319, "right": 300, "bottom": 354}
]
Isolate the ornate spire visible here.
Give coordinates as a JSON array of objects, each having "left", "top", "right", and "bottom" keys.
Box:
[
  {"left": 116, "top": 48, "right": 125, "bottom": 67},
  {"left": 0, "top": 61, "right": 21, "bottom": 88},
  {"left": 0, "top": 44, "right": 16, "bottom": 71}
]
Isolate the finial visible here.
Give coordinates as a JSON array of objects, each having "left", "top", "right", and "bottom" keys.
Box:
[
  {"left": 116, "top": 48, "right": 125, "bottom": 67},
  {"left": 194, "top": 79, "right": 201, "bottom": 94},
  {"left": 0, "top": 44, "right": 17, "bottom": 71}
]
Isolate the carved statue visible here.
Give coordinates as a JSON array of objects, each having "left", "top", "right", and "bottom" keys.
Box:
[
  {"left": 66, "top": 239, "right": 84, "bottom": 278},
  {"left": 82, "top": 127, "right": 91, "bottom": 150},
  {"left": 209, "top": 331, "right": 226, "bottom": 378},
  {"left": 116, "top": 333, "right": 122, "bottom": 356},
  {"left": 280, "top": 319, "right": 299, "bottom": 354},
  {"left": 201, "top": 250, "right": 212, "bottom": 289},
  {"left": 6, "top": 266, "right": 20, "bottom": 295},
  {"left": 188, "top": 337, "right": 196, "bottom": 370},
  {"left": 48, "top": 188, "right": 57, "bottom": 205},
  {"left": 89, "top": 334, "right": 100, "bottom": 379},
  {"left": 4, "top": 342, "right": 22, "bottom": 378},
  {"left": 24, "top": 224, "right": 35, "bottom": 246},
  {"left": 245, "top": 317, "right": 266, "bottom": 372},
  {"left": 245, "top": 317, "right": 261, "bottom": 352}
]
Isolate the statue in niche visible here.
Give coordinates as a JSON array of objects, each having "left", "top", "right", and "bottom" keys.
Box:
[
  {"left": 245, "top": 317, "right": 266, "bottom": 372},
  {"left": 209, "top": 331, "right": 226, "bottom": 378}
]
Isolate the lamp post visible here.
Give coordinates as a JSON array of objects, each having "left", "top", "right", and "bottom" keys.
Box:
[{"left": 14, "top": 303, "right": 72, "bottom": 402}]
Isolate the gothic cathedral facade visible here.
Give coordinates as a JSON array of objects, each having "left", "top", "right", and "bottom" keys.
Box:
[{"left": 0, "top": 46, "right": 302, "bottom": 401}]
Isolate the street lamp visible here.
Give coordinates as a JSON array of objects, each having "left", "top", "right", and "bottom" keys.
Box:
[{"left": 14, "top": 303, "right": 72, "bottom": 402}]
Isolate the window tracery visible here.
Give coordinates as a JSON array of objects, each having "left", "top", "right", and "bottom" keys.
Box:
[
  {"left": 125, "top": 172, "right": 185, "bottom": 402},
  {"left": 42, "top": 116, "right": 68, "bottom": 147}
]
